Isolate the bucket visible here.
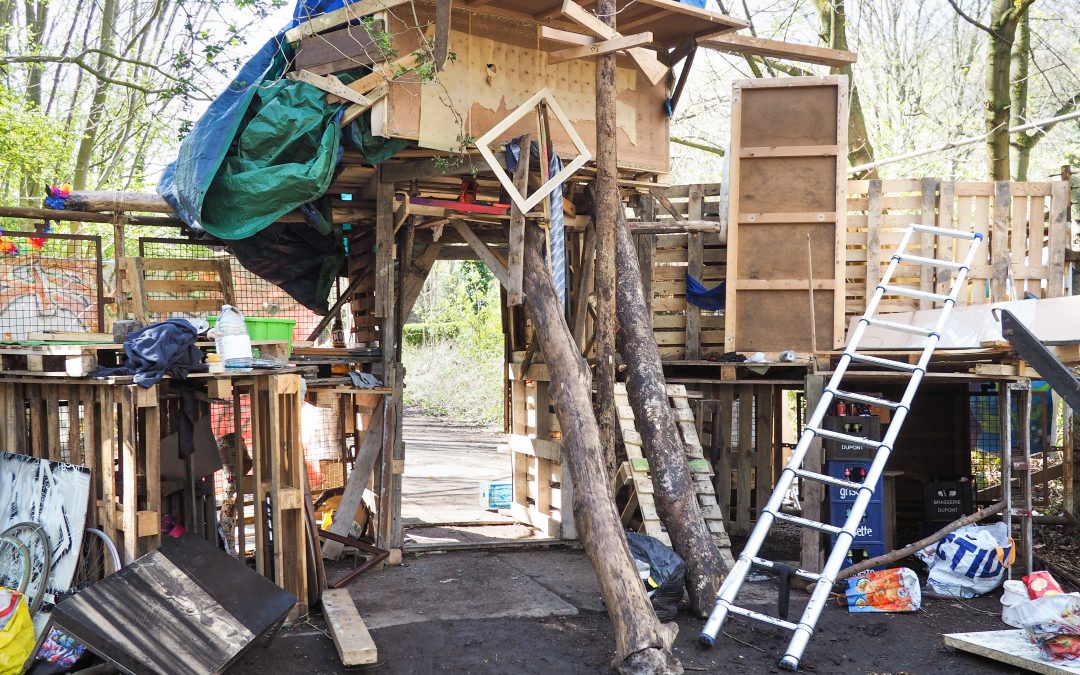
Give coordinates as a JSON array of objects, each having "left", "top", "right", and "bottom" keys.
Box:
[
  {"left": 1001, "top": 579, "right": 1027, "bottom": 627},
  {"left": 208, "top": 316, "right": 296, "bottom": 357}
]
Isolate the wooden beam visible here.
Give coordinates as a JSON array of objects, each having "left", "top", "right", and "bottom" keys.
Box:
[
  {"left": 433, "top": 0, "right": 452, "bottom": 70},
  {"left": 379, "top": 157, "right": 480, "bottom": 183},
  {"left": 452, "top": 221, "right": 510, "bottom": 288},
  {"left": 323, "top": 398, "right": 385, "bottom": 560},
  {"left": 559, "top": 0, "right": 668, "bottom": 85},
  {"left": 288, "top": 70, "right": 372, "bottom": 106},
  {"left": 700, "top": 33, "right": 857, "bottom": 67},
  {"left": 341, "top": 84, "right": 388, "bottom": 126},
  {"left": 321, "top": 588, "right": 378, "bottom": 666},
  {"left": 547, "top": 32, "right": 653, "bottom": 64},
  {"left": 506, "top": 134, "right": 531, "bottom": 306},
  {"left": 328, "top": 52, "right": 422, "bottom": 104},
  {"left": 401, "top": 243, "right": 443, "bottom": 318}
]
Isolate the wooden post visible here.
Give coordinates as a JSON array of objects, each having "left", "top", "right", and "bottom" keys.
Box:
[
  {"left": 522, "top": 222, "right": 680, "bottom": 673},
  {"left": 800, "top": 374, "right": 826, "bottom": 572},
  {"left": 592, "top": 0, "right": 619, "bottom": 478},
  {"left": 614, "top": 206, "right": 728, "bottom": 616}
]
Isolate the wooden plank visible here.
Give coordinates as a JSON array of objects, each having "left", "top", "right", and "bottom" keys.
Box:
[
  {"left": 685, "top": 184, "right": 703, "bottom": 360},
  {"left": 864, "top": 179, "right": 882, "bottom": 308},
  {"left": 45, "top": 385, "right": 61, "bottom": 461},
  {"left": 753, "top": 386, "right": 773, "bottom": 518},
  {"left": 943, "top": 630, "right": 1080, "bottom": 675},
  {"left": 919, "top": 177, "right": 939, "bottom": 309},
  {"left": 322, "top": 588, "right": 379, "bottom": 665},
  {"left": 735, "top": 385, "right": 754, "bottom": 536},
  {"left": 1048, "top": 181, "right": 1068, "bottom": 296},
  {"left": 452, "top": 221, "right": 511, "bottom": 288},
  {"left": 293, "top": 23, "right": 383, "bottom": 74},
  {"left": 801, "top": 374, "right": 825, "bottom": 572},
  {"left": 546, "top": 31, "right": 653, "bottom": 64},
  {"left": 145, "top": 299, "right": 227, "bottom": 314},
  {"left": 935, "top": 180, "right": 956, "bottom": 295},
  {"left": 324, "top": 397, "right": 386, "bottom": 560},
  {"left": 288, "top": 70, "right": 373, "bottom": 105},
  {"left": 559, "top": 0, "right": 668, "bottom": 85},
  {"left": 700, "top": 33, "right": 856, "bottom": 68},
  {"left": 375, "top": 179, "right": 395, "bottom": 318},
  {"left": 506, "top": 133, "right": 531, "bottom": 306},
  {"left": 433, "top": 0, "right": 452, "bottom": 70},
  {"left": 991, "top": 180, "right": 1011, "bottom": 302},
  {"left": 120, "top": 387, "right": 138, "bottom": 562},
  {"left": 1011, "top": 193, "right": 1028, "bottom": 299},
  {"left": 137, "top": 257, "right": 223, "bottom": 272}
]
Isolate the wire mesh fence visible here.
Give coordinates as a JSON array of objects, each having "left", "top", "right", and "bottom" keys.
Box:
[{"left": 0, "top": 232, "right": 104, "bottom": 340}]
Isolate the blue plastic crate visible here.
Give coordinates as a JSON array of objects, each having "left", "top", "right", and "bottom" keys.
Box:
[
  {"left": 838, "top": 542, "right": 887, "bottom": 570},
  {"left": 827, "top": 460, "right": 882, "bottom": 503},
  {"left": 829, "top": 500, "right": 885, "bottom": 542}
]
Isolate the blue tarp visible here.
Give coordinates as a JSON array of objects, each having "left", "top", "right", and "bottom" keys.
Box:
[{"left": 685, "top": 273, "right": 725, "bottom": 310}]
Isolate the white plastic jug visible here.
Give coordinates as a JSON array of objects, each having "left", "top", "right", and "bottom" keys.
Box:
[{"left": 215, "top": 305, "right": 253, "bottom": 366}]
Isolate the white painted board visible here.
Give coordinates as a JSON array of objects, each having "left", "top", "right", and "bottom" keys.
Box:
[{"left": 944, "top": 629, "right": 1080, "bottom": 674}]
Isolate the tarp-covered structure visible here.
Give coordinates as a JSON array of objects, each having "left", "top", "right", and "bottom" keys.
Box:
[{"left": 158, "top": 0, "right": 406, "bottom": 312}]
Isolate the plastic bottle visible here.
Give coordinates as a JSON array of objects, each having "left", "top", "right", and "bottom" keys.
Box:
[{"left": 215, "top": 305, "right": 253, "bottom": 367}]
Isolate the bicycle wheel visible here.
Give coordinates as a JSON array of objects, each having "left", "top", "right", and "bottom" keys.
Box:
[
  {"left": 1, "top": 522, "right": 51, "bottom": 615},
  {"left": 69, "top": 528, "right": 121, "bottom": 593}
]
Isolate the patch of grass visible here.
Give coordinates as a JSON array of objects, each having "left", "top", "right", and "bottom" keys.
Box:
[{"left": 403, "top": 338, "right": 503, "bottom": 427}]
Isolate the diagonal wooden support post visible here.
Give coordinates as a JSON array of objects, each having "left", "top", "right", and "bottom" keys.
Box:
[{"left": 507, "top": 134, "right": 531, "bottom": 306}]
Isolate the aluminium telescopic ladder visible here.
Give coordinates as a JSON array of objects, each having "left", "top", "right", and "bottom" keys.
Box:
[{"left": 699, "top": 223, "right": 985, "bottom": 671}]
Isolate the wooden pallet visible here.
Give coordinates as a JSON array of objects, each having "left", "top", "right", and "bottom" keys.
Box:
[
  {"left": 614, "top": 383, "right": 735, "bottom": 565},
  {"left": 0, "top": 343, "right": 116, "bottom": 376}
]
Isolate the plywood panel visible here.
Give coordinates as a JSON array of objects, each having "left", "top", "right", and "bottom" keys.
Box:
[
  {"left": 381, "top": 3, "right": 669, "bottom": 172},
  {"left": 725, "top": 77, "right": 847, "bottom": 353},
  {"left": 739, "top": 157, "right": 837, "bottom": 213},
  {"left": 740, "top": 87, "right": 838, "bottom": 147},
  {"left": 735, "top": 289, "right": 834, "bottom": 353}
]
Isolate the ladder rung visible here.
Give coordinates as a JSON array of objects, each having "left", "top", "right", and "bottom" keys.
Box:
[
  {"left": 862, "top": 317, "right": 935, "bottom": 337},
  {"left": 724, "top": 602, "right": 799, "bottom": 632},
  {"left": 910, "top": 224, "right": 981, "bottom": 241},
  {"left": 747, "top": 556, "right": 823, "bottom": 584},
  {"left": 829, "top": 389, "right": 902, "bottom": 410},
  {"left": 808, "top": 426, "right": 883, "bottom": 449},
  {"left": 771, "top": 511, "right": 843, "bottom": 535},
  {"left": 846, "top": 353, "right": 919, "bottom": 372},
  {"left": 791, "top": 468, "right": 864, "bottom": 493},
  {"left": 892, "top": 253, "right": 966, "bottom": 270},
  {"left": 878, "top": 284, "right": 950, "bottom": 303}
]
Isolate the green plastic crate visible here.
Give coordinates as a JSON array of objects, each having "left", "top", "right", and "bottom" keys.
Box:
[{"left": 208, "top": 316, "right": 295, "bottom": 357}]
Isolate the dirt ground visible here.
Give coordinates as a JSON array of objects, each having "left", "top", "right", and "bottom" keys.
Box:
[
  {"left": 230, "top": 544, "right": 1031, "bottom": 675},
  {"left": 229, "top": 413, "right": 1043, "bottom": 674}
]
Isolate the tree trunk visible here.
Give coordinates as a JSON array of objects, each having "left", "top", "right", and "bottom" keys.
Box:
[
  {"left": 614, "top": 205, "right": 728, "bottom": 616},
  {"left": 984, "top": 0, "right": 1028, "bottom": 181},
  {"left": 815, "top": 0, "right": 876, "bottom": 177},
  {"left": 1011, "top": 7, "right": 1031, "bottom": 181},
  {"left": 522, "top": 223, "right": 682, "bottom": 674},
  {"left": 592, "top": 0, "right": 619, "bottom": 478},
  {"left": 72, "top": 0, "right": 119, "bottom": 192}
]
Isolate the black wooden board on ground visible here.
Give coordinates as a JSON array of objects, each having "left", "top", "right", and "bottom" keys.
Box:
[{"left": 44, "top": 534, "right": 296, "bottom": 675}]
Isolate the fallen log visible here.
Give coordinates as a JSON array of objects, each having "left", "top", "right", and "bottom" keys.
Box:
[
  {"left": 834, "top": 501, "right": 1006, "bottom": 583},
  {"left": 614, "top": 204, "right": 728, "bottom": 617},
  {"left": 65, "top": 190, "right": 174, "bottom": 213},
  {"left": 522, "top": 222, "right": 681, "bottom": 674}
]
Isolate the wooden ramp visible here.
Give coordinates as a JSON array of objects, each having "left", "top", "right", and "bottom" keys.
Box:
[
  {"left": 943, "top": 629, "right": 1080, "bottom": 675},
  {"left": 613, "top": 383, "right": 735, "bottom": 567}
]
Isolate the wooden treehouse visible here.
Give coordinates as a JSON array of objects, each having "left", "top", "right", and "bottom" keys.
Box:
[{"left": 0, "top": 0, "right": 1074, "bottom": 646}]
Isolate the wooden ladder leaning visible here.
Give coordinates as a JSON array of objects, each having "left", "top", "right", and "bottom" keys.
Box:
[{"left": 613, "top": 383, "right": 735, "bottom": 568}]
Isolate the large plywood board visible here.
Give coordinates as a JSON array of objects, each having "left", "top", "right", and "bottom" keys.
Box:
[
  {"left": 724, "top": 76, "right": 848, "bottom": 353},
  {"left": 376, "top": 3, "right": 669, "bottom": 173}
]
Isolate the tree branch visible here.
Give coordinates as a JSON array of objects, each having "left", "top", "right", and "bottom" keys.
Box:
[
  {"left": 0, "top": 48, "right": 192, "bottom": 96},
  {"left": 945, "top": 0, "right": 998, "bottom": 37},
  {"left": 1013, "top": 91, "right": 1080, "bottom": 150},
  {"left": 671, "top": 136, "right": 725, "bottom": 156}
]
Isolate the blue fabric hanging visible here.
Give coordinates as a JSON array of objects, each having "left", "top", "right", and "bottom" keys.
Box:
[
  {"left": 504, "top": 138, "right": 566, "bottom": 309},
  {"left": 685, "top": 273, "right": 725, "bottom": 310}
]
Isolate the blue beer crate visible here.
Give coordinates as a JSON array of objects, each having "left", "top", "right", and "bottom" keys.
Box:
[
  {"left": 829, "top": 500, "right": 885, "bottom": 543},
  {"left": 826, "top": 460, "right": 882, "bottom": 503}
]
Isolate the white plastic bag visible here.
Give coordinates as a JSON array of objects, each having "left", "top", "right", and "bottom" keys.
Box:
[
  {"left": 1009, "top": 594, "right": 1080, "bottom": 661},
  {"left": 919, "top": 522, "right": 1014, "bottom": 598}
]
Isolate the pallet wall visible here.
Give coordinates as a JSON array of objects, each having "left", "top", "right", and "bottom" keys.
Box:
[
  {"left": 638, "top": 185, "right": 726, "bottom": 360},
  {"left": 649, "top": 179, "right": 1072, "bottom": 359},
  {"left": 846, "top": 179, "right": 1070, "bottom": 316}
]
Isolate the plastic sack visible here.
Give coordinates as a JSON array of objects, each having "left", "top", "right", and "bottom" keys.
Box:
[
  {"left": 0, "top": 589, "right": 34, "bottom": 675},
  {"left": 844, "top": 567, "right": 921, "bottom": 612},
  {"left": 918, "top": 522, "right": 1014, "bottom": 598},
  {"left": 626, "top": 532, "right": 686, "bottom": 621},
  {"left": 1009, "top": 593, "right": 1080, "bottom": 661}
]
